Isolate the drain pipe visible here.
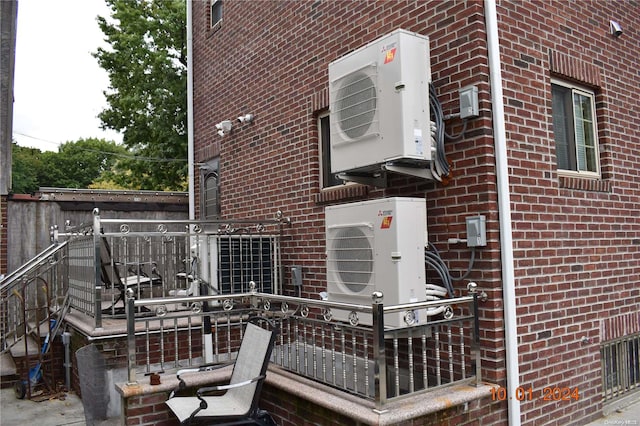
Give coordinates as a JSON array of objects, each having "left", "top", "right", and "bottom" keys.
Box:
[
  {"left": 186, "top": 0, "right": 195, "bottom": 222},
  {"left": 186, "top": 1, "right": 213, "bottom": 363},
  {"left": 62, "top": 331, "right": 71, "bottom": 390},
  {"left": 484, "top": 1, "right": 521, "bottom": 425}
]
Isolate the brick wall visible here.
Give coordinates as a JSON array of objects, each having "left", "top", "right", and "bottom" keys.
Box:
[
  {"left": 191, "top": 1, "right": 640, "bottom": 425},
  {"left": 496, "top": 1, "right": 640, "bottom": 424}
]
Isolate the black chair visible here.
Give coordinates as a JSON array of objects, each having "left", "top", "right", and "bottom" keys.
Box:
[
  {"left": 166, "top": 317, "right": 278, "bottom": 425},
  {"left": 99, "top": 237, "right": 161, "bottom": 315}
]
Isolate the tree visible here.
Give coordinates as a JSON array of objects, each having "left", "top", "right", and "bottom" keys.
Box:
[
  {"left": 94, "top": 0, "right": 188, "bottom": 191},
  {"left": 11, "top": 143, "right": 45, "bottom": 194},
  {"left": 11, "top": 139, "right": 129, "bottom": 193},
  {"left": 41, "top": 138, "right": 129, "bottom": 189}
]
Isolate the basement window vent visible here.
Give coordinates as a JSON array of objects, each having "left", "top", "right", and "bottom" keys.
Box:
[{"left": 601, "top": 332, "right": 640, "bottom": 401}]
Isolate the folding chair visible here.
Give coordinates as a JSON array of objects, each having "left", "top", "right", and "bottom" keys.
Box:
[
  {"left": 99, "top": 237, "right": 162, "bottom": 315},
  {"left": 166, "top": 317, "right": 279, "bottom": 425}
]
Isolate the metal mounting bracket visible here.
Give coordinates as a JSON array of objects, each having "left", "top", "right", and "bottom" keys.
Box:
[
  {"left": 336, "top": 172, "right": 388, "bottom": 187},
  {"left": 382, "top": 163, "right": 433, "bottom": 180}
]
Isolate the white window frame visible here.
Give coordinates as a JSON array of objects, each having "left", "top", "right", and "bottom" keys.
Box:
[
  {"left": 210, "top": 0, "right": 223, "bottom": 30},
  {"left": 551, "top": 78, "right": 601, "bottom": 178}
]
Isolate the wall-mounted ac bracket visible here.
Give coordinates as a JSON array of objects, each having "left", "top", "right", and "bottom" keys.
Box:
[
  {"left": 337, "top": 161, "right": 433, "bottom": 188},
  {"left": 382, "top": 163, "right": 433, "bottom": 180},
  {"left": 336, "top": 171, "right": 388, "bottom": 187}
]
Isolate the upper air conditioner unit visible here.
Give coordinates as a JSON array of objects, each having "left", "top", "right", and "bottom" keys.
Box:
[
  {"left": 325, "top": 197, "right": 427, "bottom": 327},
  {"left": 328, "top": 29, "right": 432, "bottom": 178}
]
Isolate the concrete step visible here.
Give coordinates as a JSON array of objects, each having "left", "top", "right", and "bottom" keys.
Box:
[
  {"left": 0, "top": 352, "right": 19, "bottom": 389},
  {"left": 27, "top": 320, "right": 53, "bottom": 337},
  {"left": 0, "top": 352, "right": 17, "bottom": 376},
  {"left": 8, "top": 335, "right": 41, "bottom": 358}
]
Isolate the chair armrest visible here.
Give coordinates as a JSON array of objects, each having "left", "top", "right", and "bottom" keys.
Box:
[
  {"left": 170, "top": 362, "right": 234, "bottom": 397},
  {"left": 196, "top": 375, "right": 265, "bottom": 396},
  {"left": 176, "top": 362, "right": 233, "bottom": 379}
]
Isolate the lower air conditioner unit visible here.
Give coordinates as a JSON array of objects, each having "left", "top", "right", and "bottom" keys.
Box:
[{"left": 325, "top": 197, "right": 427, "bottom": 327}]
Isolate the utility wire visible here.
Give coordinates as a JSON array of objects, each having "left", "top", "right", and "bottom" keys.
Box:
[{"left": 13, "top": 131, "right": 187, "bottom": 163}]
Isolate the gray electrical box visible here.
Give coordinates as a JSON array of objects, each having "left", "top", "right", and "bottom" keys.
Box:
[
  {"left": 466, "top": 215, "right": 486, "bottom": 247},
  {"left": 291, "top": 266, "right": 303, "bottom": 286},
  {"left": 459, "top": 85, "right": 479, "bottom": 119}
]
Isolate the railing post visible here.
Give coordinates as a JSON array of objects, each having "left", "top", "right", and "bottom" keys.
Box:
[
  {"left": 50, "top": 225, "right": 58, "bottom": 244},
  {"left": 468, "top": 282, "right": 482, "bottom": 386},
  {"left": 372, "top": 291, "right": 387, "bottom": 411},
  {"left": 126, "top": 289, "right": 137, "bottom": 385},
  {"left": 93, "top": 208, "right": 103, "bottom": 329}
]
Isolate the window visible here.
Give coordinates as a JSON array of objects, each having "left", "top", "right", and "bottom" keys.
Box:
[
  {"left": 551, "top": 80, "right": 600, "bottom": 176},
  {"left": 201, "top": 159, "right": 220, "bottom": 220},
  {"left": 210, "top": 0, "right": 222, "bottom": 30},
  {"left": 319, "top": 112, "right": 342, "bottom": 188}
]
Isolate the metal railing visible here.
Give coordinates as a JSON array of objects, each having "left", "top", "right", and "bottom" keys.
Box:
[
  {"left": 0, "top": 241, "right": 68, "bottom": 352},
  {"left": 2, "top": 209, "right": 481, "bottom": 409},
  {"left": 51, "top": 209, "right": 286, "bottom": 329},
  {"left": 124, "top": 287, "right": 482, "bottom": 409},
  {"left": 1, "top": 209, "right": 286, "bottom": 345}
]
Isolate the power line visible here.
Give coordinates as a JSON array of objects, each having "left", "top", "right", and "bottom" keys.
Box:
[{"left": 13, "top": 131, "right": 188, "bottom": 163}]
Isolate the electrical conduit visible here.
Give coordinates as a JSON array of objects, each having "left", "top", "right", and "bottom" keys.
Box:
[{"left": 484, "top": 1, "right": 521, "bottom": 425}]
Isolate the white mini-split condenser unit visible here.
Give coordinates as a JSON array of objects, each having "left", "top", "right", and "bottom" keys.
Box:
[
  {"left": 325, "top": 197, "right": 427, "bottom": 327},
  {"left": 328, "top": 29, "right": 432, "bottom": 178}
]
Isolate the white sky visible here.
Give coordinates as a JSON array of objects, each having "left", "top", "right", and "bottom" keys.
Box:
[{"left": 12, "top": 0, "right": 122, "bottom": 152}]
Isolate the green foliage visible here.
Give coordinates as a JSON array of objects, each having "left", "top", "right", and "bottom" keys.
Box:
[
  {"left": 94, "top": 0, "right": 188, "bottom": 191},
  {"left": 11, "top": 143, "right": 44, "bottom": 194},
  {"left": 45, "top": 138, "right": 129, "bottom": 189},
  {"left": 11, "top": 139, "right": 129, "bottom": 193}
]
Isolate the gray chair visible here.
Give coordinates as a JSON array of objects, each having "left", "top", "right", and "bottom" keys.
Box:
[
  {"left": 99, "top": 237, "right": 161, "bottom": 315},
  {"left": 166, "top": 317, "right": 278, "bottom": 425}
]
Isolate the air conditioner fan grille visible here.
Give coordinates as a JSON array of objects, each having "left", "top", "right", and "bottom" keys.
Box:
[
  {"left": 328, "top": 226, "right": 373, "bottom": 293},
  {"left": 334, "top": 71, "right": 377, "bottom": 139}
]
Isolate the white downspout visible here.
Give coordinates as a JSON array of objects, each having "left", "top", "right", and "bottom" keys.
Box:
[
  {"left": 186, "top": 0, "right": 195, "bottom": 221},
  {"left": 186, "top": 1, "right": 213, "bottom": 363},
  {"left": 484, "top": 1, "right": 521, "bottom": 425}
]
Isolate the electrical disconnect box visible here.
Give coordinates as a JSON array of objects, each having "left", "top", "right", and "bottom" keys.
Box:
[
  {"left": 459, "top": 85, "right": 479, "bottom": 119},
  {"left": 466, "top": 215, "right": 486, "bottom": 247}
]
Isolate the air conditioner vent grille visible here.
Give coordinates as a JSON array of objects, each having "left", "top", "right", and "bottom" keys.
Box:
[
  {"left": 327, "top": 225, "right": 374, "bottom": 293},
  {"left": 332, "top": 67, "right": 378, "bottom": 140}
]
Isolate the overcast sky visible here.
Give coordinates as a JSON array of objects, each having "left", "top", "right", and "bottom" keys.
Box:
[{"left": 12, "top": 0, "right": 122, "bottom": 152}]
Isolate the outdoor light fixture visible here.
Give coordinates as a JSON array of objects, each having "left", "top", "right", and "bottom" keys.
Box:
[
  {"left": 610, "top": 20, "right": 623, "bottom": 37},
  {"left": 237, "top": 114, "right": 254, "bottom": 124},
  {"left": 215, "top": 120, "right": 233, "bottom": 137}
]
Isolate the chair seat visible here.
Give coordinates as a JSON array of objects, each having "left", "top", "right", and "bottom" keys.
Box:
[
  {"left": 166, "top": 393, "right": 250, "bottom": 423},
  {"left": 122, "top": 275, "right": 152, "bottom": 287}
]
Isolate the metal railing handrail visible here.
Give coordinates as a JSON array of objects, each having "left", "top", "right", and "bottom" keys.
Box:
[
  {"left": 124, "top": 289, "right": 481, "bottom": 409},
  {"left": 0, "top": 241, "right": 67, "bottom": 293}
]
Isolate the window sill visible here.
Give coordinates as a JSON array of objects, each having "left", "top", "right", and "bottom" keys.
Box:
[
  {"left": 559, "top": 175, "right": 611, "bottom": 192},
  {"left": 315, "top": 184, "right": 369, "bottom": 204}
]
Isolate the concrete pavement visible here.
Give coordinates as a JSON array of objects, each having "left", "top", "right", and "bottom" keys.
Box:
[
  {"left": 585, "top": 394, "right": 640, "bottom": 426},
  {"left": 0, "top": 387, "right": 86, "bottom": 426}
]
